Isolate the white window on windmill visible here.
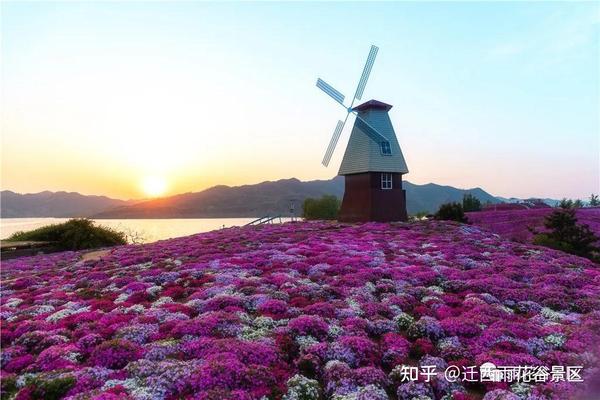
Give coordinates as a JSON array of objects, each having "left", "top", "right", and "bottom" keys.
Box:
[
  {"left": 380, "top": 141, "right": 392, "bottom": 155},
  {"left": 381, "top": 173, "right": 393, "bottom": 190}
]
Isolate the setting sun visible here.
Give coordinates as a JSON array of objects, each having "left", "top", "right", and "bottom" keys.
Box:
[{"left": 141, "top": 176, "right": 167, "bottom": 198}]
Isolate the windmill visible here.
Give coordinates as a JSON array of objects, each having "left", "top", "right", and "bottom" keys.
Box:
[{"left": 315, "top": 45, "right": 409, "bottom": 222}]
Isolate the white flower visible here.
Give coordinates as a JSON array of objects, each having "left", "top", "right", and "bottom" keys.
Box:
[
  {"left": 394, "top": 312, "right": 414, "bottom": 330},
  {"left": 5, "top": 298, "right": 24, "bottom": 308},
  {"left": 125, "top": 304, "right": 146, "bottom": 314},
  {"left": 541, "top": 307, "right": 567, "bottom": 322},
  {"left": 30, "top": 305, "right": 55, "bottom": 316},
  {"left": 283, "top": 374, "right": 320, "bottom": 400},
  {"left": 46, "top": 306, "right": 90, "bottom": 322},
  {"left": 346, "top": 298, "right": 363, "bottom": 315},
  {"left": 544, "top": 333, "right": 566, "bottom": 348},
  {"left": 295, "top": 335, "right": 319, "bottom": 350},
  {"left": 254, "top": 316, "right": 276, "bottom": 328},
  {"left": 152, "top": 297, "right": 173, "bottom": 308},
  {"left": 65, "top": 351, "right": 81, "bottom": 362},
  {"left": 427, "top": 285, "right": 444, "bottom": 294},
  {"left": 114, "top": 293, "right": 129, "bottom": 304},
  {"left": 146, "top": 285, "right": 162, "bottom": 297},
  {"left": 328, "top": 324, "right": 343, "bottom": 338}
]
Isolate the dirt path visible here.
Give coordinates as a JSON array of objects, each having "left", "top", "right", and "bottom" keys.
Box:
[{"left": 80, "top": 249, "right": 110, "bottom": 261}]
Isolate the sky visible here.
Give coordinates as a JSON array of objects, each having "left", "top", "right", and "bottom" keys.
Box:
[{"left": 1, "top": 1, "right": 599, "bottom": 200}]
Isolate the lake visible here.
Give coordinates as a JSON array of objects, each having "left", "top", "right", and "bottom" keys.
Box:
[{"left": 0, "top": 218, "right": 292, "bottom": 243}]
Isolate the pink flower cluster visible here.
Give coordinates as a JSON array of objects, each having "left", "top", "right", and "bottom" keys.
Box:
[
  {"left": 467, "top": 207, "right": 600, "bottom": 243},
  {"left": 1, "top": 221, "right": 599, "bottom": 399}
]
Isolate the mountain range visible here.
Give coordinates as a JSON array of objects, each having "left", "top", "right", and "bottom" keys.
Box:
[
  {"left": 0, "top": 190, "right": 132, "bottom": 218},
  {"left": 2, "top": 177, "right": 502, "bottom": 218},
  {"left": 496, "top": 196, "right": 560, "bottom": 207}
]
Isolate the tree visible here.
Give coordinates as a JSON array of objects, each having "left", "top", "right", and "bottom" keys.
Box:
[
  {"left": 573, "top": 199, "right": 584, "bottom": 209},
  {"left": 558, "top": 198, "right": 574, "bottom": 209},
  {"left": 302, "top": 195, "right": 340, "bottom": 220},
  {"left": 533, "top": 209, "right": 599, "bottom": 262},
  {"left": 435, "top": 202, "right": 467, "bottom": 223},
  {"left": 462, "top": 193, "right": 482, "bottom": 212},
  {"left": 590, "top": 194, "right": 599, "bottom": 207}
]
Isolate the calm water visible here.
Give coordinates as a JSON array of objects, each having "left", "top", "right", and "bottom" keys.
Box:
[{"left": 0, "top": 218, "right": 290, "bottom": 243}]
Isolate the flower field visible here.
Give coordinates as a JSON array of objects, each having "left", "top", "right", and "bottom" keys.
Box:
[
  {"left": 466, "top": 207, "right": 600, "bottom": 244},
  {"left": 1, "top": 221, "right": 600, "bottom": 400}
]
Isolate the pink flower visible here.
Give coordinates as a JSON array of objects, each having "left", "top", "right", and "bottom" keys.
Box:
[
  {"left": 288, "top": 315, "right": 329, "bottom": 340},
  {"left": 90, "top": 339, "right": 142, "bottom": 369}
]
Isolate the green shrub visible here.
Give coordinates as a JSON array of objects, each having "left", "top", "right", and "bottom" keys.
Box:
[
  {"left": 1, "top": 375, "right": 17, "bottom": 398},
  {"left": 435, "top": 202, "right": 467, "bottom": 223},
  {"left": 7, "top": 218, "right": 127, "bottom": 251},
  {"left": 302, "top": 195, "right": 340, "bottom": 220},
  {"left": 533, "top": 208, "right": 599, "bottom": 262},
  {"left": 558, "top": 198, "right": 574, "bottom": 209},
  {"left": 26, "top": 376, "right": 76, "bottom": 400},
  {"left": 590, "top": 194, "right": 600, "bottom": 207},
  {"left": 462, "top": 193, "right": 482, "bottom": 212}
]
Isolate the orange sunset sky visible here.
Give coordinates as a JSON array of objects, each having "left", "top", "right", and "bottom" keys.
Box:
[{"left": 2, "top": 2, "right": 598, "bottom": 200}]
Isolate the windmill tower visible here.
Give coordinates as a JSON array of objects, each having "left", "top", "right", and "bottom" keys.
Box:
[{"left": 316, "top": 45, "right": 409, "bottom": 222}]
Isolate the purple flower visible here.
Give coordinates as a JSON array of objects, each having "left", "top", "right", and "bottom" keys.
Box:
[
  {"left": 381, "top": 332, "right": 410, "bottom": 366},
  {"left": 397, "top": 382, "right": 434, "bottom": 400},
  {"left": 328, "top": 335, "right": 378, "bottom": 367},
  {"left": 408, "top": 316, "right": 445, "bottom": 341},
  {"left": 1, "top": 220, "right": 598, "bottom": 399},
  {"left": 90, "top": 339, "right": 142, "bottom": 369},
  {"left": 288, "top": 315, "right": 329, "bottom": 340}
]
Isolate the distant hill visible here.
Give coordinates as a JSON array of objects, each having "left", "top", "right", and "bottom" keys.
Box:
[
  {"left": 92, "top": 178, "right": 346, "bottom": 218},
  {"left": 0, "top": 190, "right": 131, "bottom": 218},
  {"left": 496, "top": 196, "right": 560, "bottom": 207},
  {"left": 403, "top": 182, "right": 498, "bottom": 214},
  {"left": 1, "top": 178, "right": 501, "bottom": 219},
  {"left": 92, "top": 177, "right": 499, "bottom": 218}
]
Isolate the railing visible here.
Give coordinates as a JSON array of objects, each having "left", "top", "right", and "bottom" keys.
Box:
[{"left": 245, "top": 216, "right": 283, "bottom": 226}]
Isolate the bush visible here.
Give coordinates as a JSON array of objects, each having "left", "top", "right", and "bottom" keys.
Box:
[
  {"left": 434, "top": 203, "right": 467, "bottom": 223},
  {"left": 590, "top": 194, "right": 600, "bottom": 207},
  {"left": 24, "top": 376, "right": 76, "bottom": 400},
  {"left": 533, "top": 209, "right": 599, "bottom": 262},
  {"left": 558, "top": 198, "right": 574, "bottom": 209},
  {"left": 0, "top": 375, "right": 17, "bottom": 399},
  {"left": 7, "top": 218, "right": 127, "bottom": 251},
  {"left": 302, "top": 195, "right": 340, "bottom": 220},
  {"left": 462, "top": 194, "right": 482, "bottom": 212}
]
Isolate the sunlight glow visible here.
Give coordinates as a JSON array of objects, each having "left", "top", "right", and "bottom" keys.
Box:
[{"left": 141, "top": 176, "right": 167, "bottom": 198}]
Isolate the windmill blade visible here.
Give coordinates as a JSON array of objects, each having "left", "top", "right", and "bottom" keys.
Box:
[
  {"left": 354, "top": 45, "right": 378, "bottom": 101},
  {"left": 322, "top": 119, "right": 346, "bottom": 167},
  {"left": 355, "top": 115, "right": 390, "bottom": 150},
  {"left": 316, "top": 78, "right": 346, "bottom": 106}
]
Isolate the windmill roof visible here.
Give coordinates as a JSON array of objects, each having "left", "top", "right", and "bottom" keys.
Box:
[
  {"left": 352, "top": 99, "right": 393, "bottom": 112},
  {"left": 338, "top": 102, "right": 408, "bottom": 175}
]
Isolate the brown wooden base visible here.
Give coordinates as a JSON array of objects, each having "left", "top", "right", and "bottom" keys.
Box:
[{"left": 338, "top": 172, "right": 408, "bottom": 222}]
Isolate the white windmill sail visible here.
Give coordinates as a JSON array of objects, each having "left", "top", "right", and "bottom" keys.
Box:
[{"left": 315, "top": 45, "right": 390, "bottom": 167}]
